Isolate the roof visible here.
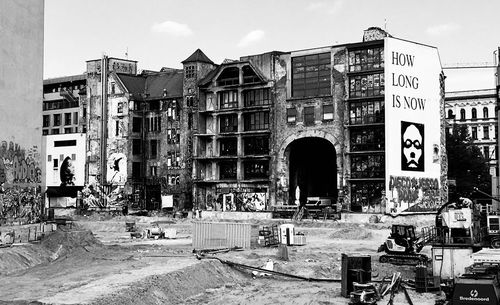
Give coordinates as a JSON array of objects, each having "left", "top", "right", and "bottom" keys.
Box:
[
  {"left": 445, "top": 89, "right": 497, "bottom": 101},
  {"left": 116, "top": 70, "right": 183, "bottom": 99},
  {"left": 44, "top": 74, "right": 86, "bottom": 85},
  {"left": 182, "top": 49, "right": 214, "bottom": 65}
]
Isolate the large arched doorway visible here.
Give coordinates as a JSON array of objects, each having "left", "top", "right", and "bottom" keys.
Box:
[{"left": 285, "top": 137, "right": 337, "bottom": 204}]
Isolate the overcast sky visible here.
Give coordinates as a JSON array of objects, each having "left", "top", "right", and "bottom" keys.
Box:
[{"left": 44, "top": 0, "right": 499, "bottom": 91}]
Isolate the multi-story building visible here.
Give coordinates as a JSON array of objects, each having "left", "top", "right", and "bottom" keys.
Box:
[
  {"left": 42, "top": 75, "right": 86, "bottom": 135},
  {"left": 445, "top": 89, "right": 498, "bottom": 199}
]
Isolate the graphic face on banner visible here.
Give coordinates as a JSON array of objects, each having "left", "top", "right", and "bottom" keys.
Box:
[
  {"left": 60, "top": 156, "right": 76, "bottom": 186},
  {"left": 401, "top": 121, "right": 424, "bottom": 171}
]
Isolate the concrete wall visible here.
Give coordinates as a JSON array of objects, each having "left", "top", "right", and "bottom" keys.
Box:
[{"left": 0, "top": 0, "right": 44, "bottom": 223}]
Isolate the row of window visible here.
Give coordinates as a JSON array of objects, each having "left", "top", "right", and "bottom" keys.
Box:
[
  {"left": 349, "top": 100, "right": 384, "bottom": 125},
  {"left": 219, "top": 111, "right": 270, "bottom": 132},
  {"left": 469, "top": 125, "right": 498, "bottom": 140},
  {"left": 219, "top": 136, "right": 269, "bottom": 156},
  {"left": 43, "top": 112, "right": 79, "bottom": 128},
  {"left": 286, "top": 104, "right": 333, "bottom": 125},
  {"left": 219, "top": 160, "right": 269, "bottom": 180},
  {"left": 216, "top": 66, "right": 261, "bottom": 87},
  {"left": 43, "top": 127, "right": 80, "bottom": 135},
  {"left": 348, "top": 47, "right": 384, "bottom": 72},
  {"left": 448, "top": 107, "right": 496, "bottom": 120},
  {"left": 217, "top": 88, "right": 271, "bottom": 109}
]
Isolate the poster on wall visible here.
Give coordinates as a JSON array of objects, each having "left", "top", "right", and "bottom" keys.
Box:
[
  {"left": 107, "top": 153, "right": 127, "bottom": 185},
  {"left": 45, "top": 134, "right": 86, "bottom": 187},
  {"left": 384, "top": 37, "right": 442, "bottom": 215}
]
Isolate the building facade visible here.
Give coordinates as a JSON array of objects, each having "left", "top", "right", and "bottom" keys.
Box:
[{"left": 0, "top": 0, "right": 44, "bottom": 223}]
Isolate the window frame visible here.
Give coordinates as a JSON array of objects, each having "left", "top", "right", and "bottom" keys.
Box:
[
  {"left": 292, "top": 52, "right": 331, "bottom": 98},
  {"left": 303, "top": 106, "right": 315, "bottom": 126}
]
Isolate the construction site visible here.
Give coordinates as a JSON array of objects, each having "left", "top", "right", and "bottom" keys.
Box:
[{"left": 1, "top": 195, "right": 500, "bottom": 305}]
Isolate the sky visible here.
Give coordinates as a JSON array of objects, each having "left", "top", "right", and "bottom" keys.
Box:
[{"left": 44, "top": 0, "right": 500, "bottom": 92}]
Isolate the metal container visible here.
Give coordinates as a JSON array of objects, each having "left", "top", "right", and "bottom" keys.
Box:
[
  {"left": 192, "top": 221, "right": 252, "bottom": 250},
  {"left": 432, "top": 246, "right": 473, "bottom": 280}
]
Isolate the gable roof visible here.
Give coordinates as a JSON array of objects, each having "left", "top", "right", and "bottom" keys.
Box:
[
  {"left": 117, "top": 74, "right": 146, "bottom": 95},
  {"left": 182, "top": 49, "right": 214, "bottom": 65},
  {"left": 116, "top": 70, "right": 183, "bottom": 99}
]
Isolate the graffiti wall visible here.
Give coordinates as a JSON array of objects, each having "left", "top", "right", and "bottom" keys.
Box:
[
  {"left": 205, "top": 192, "right": 268, "bottom": 211},
  {"left": 0, "top": 141, "right": 42, "bottom": 223}
]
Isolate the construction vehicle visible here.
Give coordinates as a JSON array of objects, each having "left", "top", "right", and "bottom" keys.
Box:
[{"left": 377, "top": 224, "right": 429, "bottom": 265}]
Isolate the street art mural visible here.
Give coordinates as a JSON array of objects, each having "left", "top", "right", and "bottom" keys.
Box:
[
  {"left": 107, "top": 153, "right": 127, "bottom": 185},
  {"left": 0, "top": 141, "right": 42, "bottom": 223},
  {"left": 205, "top": 192, "right": 268, "bottom": 212},
  {"left": 60, "top": 156, "right": 76, "bottom": 186}
]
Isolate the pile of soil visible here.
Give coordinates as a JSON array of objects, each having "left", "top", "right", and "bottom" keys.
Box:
[
  {"left": 329, "top": 227, "right": 373, "bottom": 240},
  {"left": 0, "top": 229, "right": 102, "bottom": 275},
  {"left": 90, "top": 260, "right": 248, "bottom": 305}
]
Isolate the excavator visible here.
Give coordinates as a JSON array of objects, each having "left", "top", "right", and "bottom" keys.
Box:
[{"left": 377, "top": 224, "right": 429, "bottom": 265}]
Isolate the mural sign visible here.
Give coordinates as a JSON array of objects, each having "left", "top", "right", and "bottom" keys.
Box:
[
  {"left": 107, "top": 153, "right": 127, "bottom": 185},
  {"left": 45, "top": 134, "right": 86, "bottom": 187},
  {"left": 384, "top": 37, "right": 442, "bottom": 215}
]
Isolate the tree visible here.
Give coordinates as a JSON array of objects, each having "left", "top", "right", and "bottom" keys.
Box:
[{"left": 446, "top": 124, "right": 491, "bottom": 199}]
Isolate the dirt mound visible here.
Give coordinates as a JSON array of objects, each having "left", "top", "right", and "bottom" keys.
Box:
[
  {"left": 90, "top": 260, "right": 248, "bottom": 305},
  {"left": 0, "top": 230, "right": 102, "bottom": 275},
  {"left": 329, "top": 227, "right": 373, "bottom": 240}
]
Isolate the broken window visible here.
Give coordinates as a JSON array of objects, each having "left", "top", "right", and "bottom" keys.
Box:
[
  {"left": 117, "top": 102, "right": 123, "bottom": 114},
  {"left": 244, "top": 136, "right": 269, "bottom": 155},
  {"left": 348, "top": 47, "right": 384, "bottom": 72},
  {"left": 132, "top": 117, "right": 142, "bottom": 133},
  {"left": 132, "top": 139, "right": 142, "bottom": 155},
  {"left": 167, "top": 174, "right": 180, "bottom": 185},
  {"left": 220, "top": 114, "right": 238, "bottom": 133},
  {"left": 323, "top": 104, "right": 334, "bottom": 121},
  {"left": 150, "top": 166, "right": 158, "bottom": 177},
  {"left": 150, "top": 140, "right": 158, "bottom": 158},
  {"left": 219, "top": 91, "right": 238, "bottom": 109},
  {"left": 115, "top": 121, "right": 119, "bottom": 136},
  {"left": 292, "top": 53, "right": 331, "bottom": 97},
  {"left": 349, "top": 73, "right": 384, "bottom": 98},
  {"left": 349, "top": 100, "right": 384, "bottom": 125},
  {"left": 350, "top": 154, "right": 385, "bottom": 178},
  {"left": 167, "top": 151, "right": 180, "bottom": 168},
  {"left": 219, "top": 161, "right": 237, "bottom": 180},
  {"left": 111, "top": 82, "right": 116, "bottom": 94},
  {"left": 350, "top": 127, "right": 384, "bottom": 152},
  {"left": 132, "top": 162, "right": 141, "bottom": 179},
  {"left": 286, "top": 108, "right": 296, "bottom": 124},
  {"left": 244, "top": 111, "right": 269, "bottom": 131},
  {"left": 185, "top": 65, "right": 196, "bottom": 79},
  {"left": 220, "top": 137, "right": 237, "bottom": 156},
  {"left": 350, "top": 181, "right": 384, "bottom": 213},
  {"left": 244, "top": 88, "right": 270, "bottom": 107},
  {"left": 242, "top": 66, "right": 260, "bottom": 84},
  {"left": 244, "top": 160, "right": 269, "bottom": 179},
  {"left": 217, "top": 67, "right": 239, "bottom": 86},
  {"left": 303, "top": 106, "right": 315, "bottom": 126}
]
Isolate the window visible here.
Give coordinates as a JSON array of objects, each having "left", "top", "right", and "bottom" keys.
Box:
[
  {"left": 348, "top": 47, "right": 384, "bottom": 72},
  {"left": 64, "top": 128, "right": 72, "bottom": 134},
  {"left": 244, "top": 161, "right": 269, "bottom": 179},
  {"left": 51, "top": 129, "right": 60, "bottom": 134},
  {"left": 472, "top": 108, "right": 477, "bottom": 120},
  {"left": 484, "top": 126, "right": 490, "bottom": 139},
  {"left": 186, "top": 96, "right": 195, "bottom": 107},
  {"left": 42, "top": 129, "right": 49, "bottom": 135},
  {"left": 167, "top": 101, "right": 178, "bottom": 119},
  {"left": 303, "top": 106, "right": 315, "bottom": 126},
  {"left": 350, "top": 181, "right": 385, "bottom": 213},
  {"left": 115, "top": 121, "right": 120, "bottom": 136},
  {"left": 83, "top": 107, "right": 87, "bottom": 118},
  {"left": 496, "top": 126, "right": 498, "bottom": 139},
  {"left": 287, "top": 108, "right": 296, "bottom": 124},
  {"left": 132, "top": 117, "right": 142, "bottom": 133},
  {"left": 43, "top": 115, "right": 50, "bottom": 127},
  {"left": 188, "top": 113, "right": 193, "bottom": 129},
  {"left": 484, "top": 107, "right": 489, "bottom": 119},
  {"left": 220, "top": 138, "right": 237, "bottom": 156},
  {"left": 167, "top": 174, "right": 180, "bottom": 185},
  {"left": 74, "top": 112, "right": 78, "bottom": 124},
  {"left": 244, "top": 88, "right": 270, "bottom": 107},
  {"left": 460, "top": 109, "right": 466, "bottom": 120},
  {"left": 323, "top": 104, "right": 334, "bottom": 120},
  {"left": 244, "top": 111, "right": 269, "bottom": 131},
  {"left": 350, "top": 127, "right": 385, "bottom": 151},
  {"left": 496, "top": 146, "right": 499, "bottom": 161},
  {"left": 132, "top": 162, "right": 141, "bottom": 179},
  {"left": 484, "top": 146, "right": 490, "bottom": 160},
  {"left": 150, "top": 166, "right": 158, "bottom": 177},
  {"left": 472, "top": 127, "right": 478, "bottom": 140},
  {"left": 53, "top": 158, "right": 59, "bottom": 168},
  {"left": 350, "top": 154, "right": 385, "bottom": 178},
  {"left": 244, "top": 136, "right": 269, "bottom": 155},
  {"left": 217, "top": 67, "right": 239, "bottom": 86},
  {"left": 185, "top": 65, "right": 196, "bottom": 79},
  {"left": 132, "top": 139, "right": 142, "bottom": 155},
  {"left": 219, "top": 161, "right": 237, "bottom": 180},
  {"left": 349, "top": 73, "right": 384, "bottom": 98},
  {"left": 64, "top": 113, "right": 72, "bottom": 125},
  {"left": 167, "top": 128, "right": 180, "bottom": 144},
  {"left": 71, "top": 154, "right": 76, "bottom": 161},
  {"left": 53, "top": 114, "right": 61, "bottom": 126},
  {"left": 242, "top": 66, "right": 260, "bottom": 84},
  {"left": 150, "top": 140, "right": 158, "bottom": 158},
  {"left": 447, "top": 110, "right": 454, "bottom": 119},
  {"left": 219, "top": 91, "right": 238, "bottom": 109},
  {"left": 111, "top": 82, "right": 116, "bottom": 94},
  {"left": 349, "top": 100, "right": 384, "bottom": 125},
  {"left": 54, "top": 140, "right": 76, "bottom": 147},
  {"left": 117, "top": 102, "right": 123, "bottom": 114},
  {"left": 220, "top": 114, "right": 238, "bottom": 133},
  {"left": 148, "top": 116, "right": 161, "bottom": 132},
  {"left": 292, "top": 53, "right": 331, "bottom": 97},
  {"left": 167, "top": 151, "right": 180, "bottom": 168}
]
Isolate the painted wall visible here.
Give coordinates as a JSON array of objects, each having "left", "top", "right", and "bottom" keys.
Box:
[{"left": 0, "top": 0, "right": 44, "bottom": 222}]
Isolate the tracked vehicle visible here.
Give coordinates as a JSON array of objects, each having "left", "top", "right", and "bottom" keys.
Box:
[{"left": 377, "top": 224, "right": 429, "bottom": 265}]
